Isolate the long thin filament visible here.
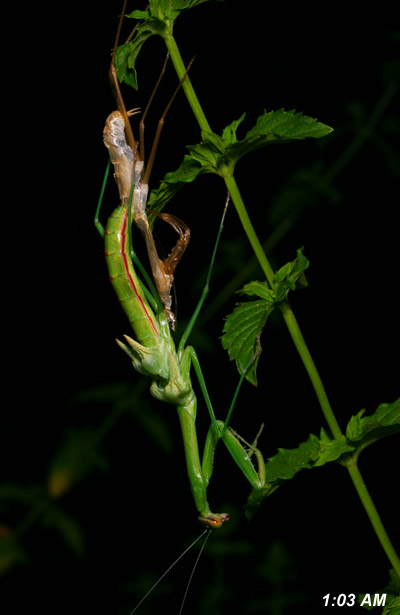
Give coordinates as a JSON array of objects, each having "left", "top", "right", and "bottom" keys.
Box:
[
  {"left": 129, "top": 529, "right": 209, "bottom": 615},
  {"left": 178, "top": 529, "right": 212, "bottom": 614}
]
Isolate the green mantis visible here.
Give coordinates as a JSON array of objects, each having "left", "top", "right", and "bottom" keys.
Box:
[{"left": 95, "top": 0, "right": 270, "bottom": 529}]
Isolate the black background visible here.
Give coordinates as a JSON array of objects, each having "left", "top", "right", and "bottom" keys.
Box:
[{"left": 2, "top": 1, "right": 399, "bottom": 613}]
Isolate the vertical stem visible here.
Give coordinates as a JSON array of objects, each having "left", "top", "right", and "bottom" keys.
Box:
[
  {"left": 160, "top": 26, "right": 400, "bottom": 574},
  {"left": 223, "top": 173, "right": 275, "bottom": 287},
  {"left": 163, "top": 32, "right": 211, "bottom": 133},
  {"left": 345, "top": 458, "right": 400, "bottom": 578},
  {"left": 279, "top": 301, "right": 343, "bottom": 440}
]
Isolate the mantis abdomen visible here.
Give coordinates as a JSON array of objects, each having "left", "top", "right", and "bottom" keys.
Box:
[{"left": 105, "top": 205, "right": 160, "bottom": 348}]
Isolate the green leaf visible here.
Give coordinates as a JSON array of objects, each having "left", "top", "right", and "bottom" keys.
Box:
[
  {"left": 240, "top": 280, "right": 275, "bottom": 301},
  {"left": 314, "top": 428, "right": 354, "bottom": 466},
  {"left": 246, "top": 429, "right": 354, "bottom": 518},
  {"left": 265, "top": 434, "right": 321, "bottom": 481},
  {"left": 226, "top": 109, "right": 333, "bottom": 169},
  {"left": 246, "top": 434, "right": 321, "bottom": 518},
  {"left": 126, "top": 10, "right": 149, "bottom": 20},
  {"left": 148, "top": 111, "right": 331, "bottom": 213},
  {"left": 359, "top": 570, "right": 400, "bottom": 614},
  {"left": 273, "top": 247, "right": 309, "bottom": 301},
  {"left": 221, "top": 298, "right": 274, "bottom": 386},
  {"left": 187, "top": 133, "right": 228, "bottom": 174},
  {"left": 383, "top": 596, "right": 400, "bottom": 615},
  {"left": 115, "top": 0, "right": 223, "bottom": 87},
  {"left": 149, "top": 0, "right": 220, "bottom": 22},
  {"left": 221, "top": 112, "right": 246, "bottom": 145},
  {"left": 221, "top": 249, "right": 308, "bottom": 384},
  {"left": 346, "top": 397, "right": 400, "bottom": 453},
  {"left": 187, "top": 110, "right": 333, "bottom": 175},
  {"left": 115, "top": 20, "right": 165, "bottom": 89},
  {"left": 146, "top": 154, "right": 204, "bottom": 219}
]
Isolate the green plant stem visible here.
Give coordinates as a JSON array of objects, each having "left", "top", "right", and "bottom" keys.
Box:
[
  {"left": 279, "top": 301, "right": 343, "bottom": 439},
  {"left": 163, "top": 31, "right": 211, "bottom": 133},
  {"left": 163, "top": 28, "right": 400, "bottom": 574},
  {"left": 344, "top": 457, "right": 400, "bottom": 578},
  {"left": 222, "top": 173, "right": 276, "bottom": 287}
]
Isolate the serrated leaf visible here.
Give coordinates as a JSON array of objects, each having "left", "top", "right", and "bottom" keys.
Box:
[
  {"left": 245, "top": 434, "right": 321, "bottom": 518},
  {"left": 359, "top": 570, "right": 400, "bottom": 615},
  {"left": 187, "top": 134, "right": 228, "bottom": 174},
  {"left": 383, "top": 596, "right": 400, "bottom": 615},
  {"left": 273, "top": 247, "right": 309, "bottom": 301},
  {"left": 146, "top": 154, "right": 204, "bottom": 219},
  {"left": 314, "top": 428, "right": 354, "bottom": 466},
  {"left": 239, "top": 280, "right": 274, "bottom": 301},
  {"left": 126, "top": 10, "right": 149, "bottom": 20},
  {"left": 221, "top": 299, "right": 274, "bottom": 385},
  {"left": 346, "top": 397, "right": 400, "bottom": 451},
  {"left": 221, "top": 113, "right": 246, "bottom": 145},
  {"left": 264, "top": 434, "right": 321, "bottom": 482},
  {"left": 222, "top": 250, "right": 308, "bottom": 383},
  {"left": 116, "top": 0, "right": 222, "bottom": 87},
  {"left": 151, "top": 111, "right": 332, "bottom": 190},
  {"left": 115, "top": 21, "right": 163, "bottom": 89},
  {"left": 149, "top": 0, "right": 220, "bottom": 21},
  {"left": 246, "top": 429, "right": 354, "bottom": 518},
  {"left": 212, "top": 109, "right": 333, "bottom": 173}
]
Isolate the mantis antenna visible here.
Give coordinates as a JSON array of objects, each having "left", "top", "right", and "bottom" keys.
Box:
[
  {"left": 178, "top": 529, "right": 212, "bottom": 614},
  {"left": 129, "top": 529, "right": 211, "bottom": 614}
]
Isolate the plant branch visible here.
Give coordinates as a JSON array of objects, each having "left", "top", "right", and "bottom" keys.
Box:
[
  {"left": 222, "top": 173, "right": 276, "bottom": 288},
  {"left": 279, "top": 301, "right": 343, "bottom": 439},
  {"left": 163, "top": 31, "right": 211, "bottom": 134},
  {"left": 161, "top": 25, "right": 399, "bottom": 573},
  {"left": 344, "top": 457, "right": 400, "bottom": 578}
]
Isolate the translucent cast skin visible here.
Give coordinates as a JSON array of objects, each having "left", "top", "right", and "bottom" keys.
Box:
[{"left": 104, "top": 110, "right": 190, "bottom": 330}]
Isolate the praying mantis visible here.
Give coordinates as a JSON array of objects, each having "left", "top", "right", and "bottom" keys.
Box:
[{"left": 95, "top": 0, "right": 270, "bottom": 529}]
